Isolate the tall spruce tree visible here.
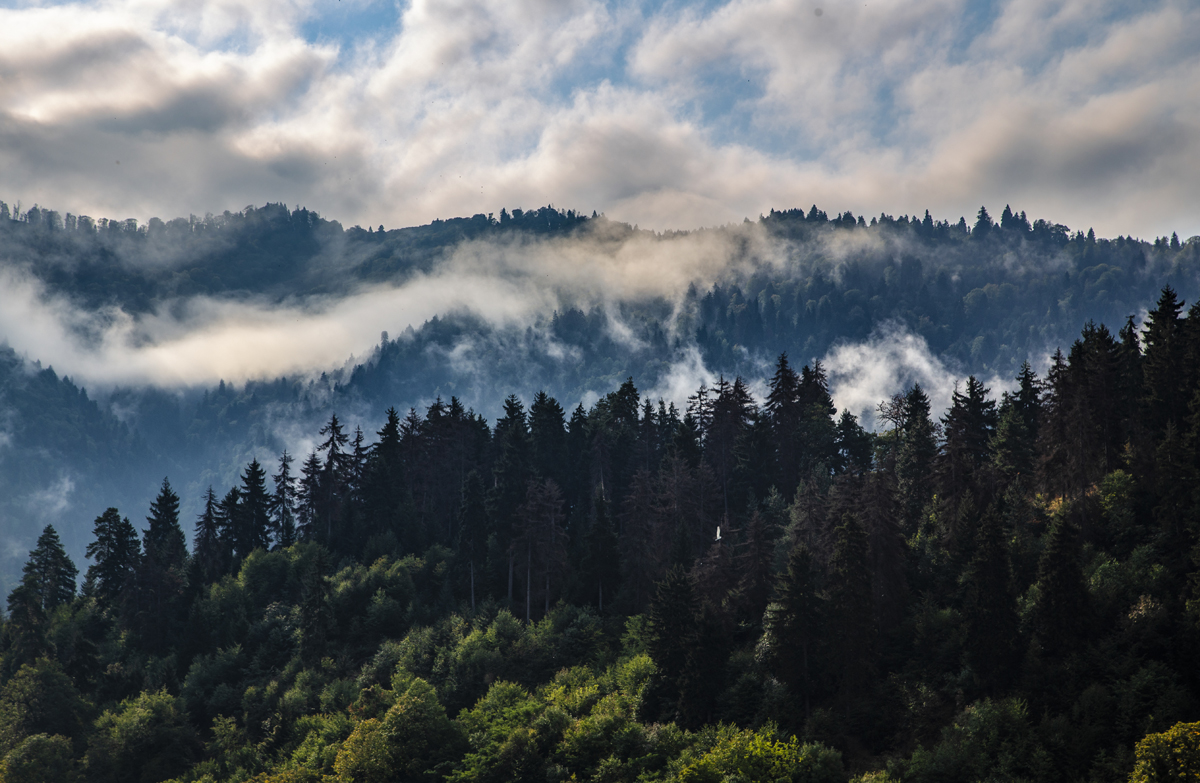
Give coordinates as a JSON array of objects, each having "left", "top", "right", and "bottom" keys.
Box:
[
  {"left": 238, "top": 459, "right": 271, "bottom": 556},
  {"left": 191, "top": 487, "right": 224, "bottom": 584},
  {"left": 761, "top": 542, "right": 823, "bottom": 721},
  {"left": 827, "top": 512, "right": 874, "bottom": 716},
  {"left": 270, "top": 452, "right": 299, "bottom": 549},
  {"left": 458, "top": 470, "right": 489, "bottom": 612},
  {"left": 1142, "top": 286, "right": 1186, "bottom": 433},
  {"left": 1030, "top": 514, "right": 1088, "bottom": 658},
  {"left": 84, "top": 508, "right": 139, "bottom": 605},
  {"left": 959, "top": 504, "right": 1020, "bottom": 692},
  {"left": 16, "top": 526, "right": 77, "bottom": 614}
]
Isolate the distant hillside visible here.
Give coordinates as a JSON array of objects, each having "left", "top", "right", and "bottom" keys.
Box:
[{"left": 2, "top": 200, "right": 1199, "bottom": 590}]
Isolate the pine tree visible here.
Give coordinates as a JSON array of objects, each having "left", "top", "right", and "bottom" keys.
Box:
[
  {"left": 958, "top": 505, "right": 1019, "bottom": 692},
  {"left": 270, "top": 452, "right": 298, "bottom": 549},
  {"left": 143, "top": 478, "right": 187, "bottom": 572},
  {"left": 972, "top": 205, "right": 993, "bottom": 239},
  {"left": 896, "top": 385, "right": 937, "bottom": 536},
  {"left": 938, "top": 376, "right": 998, "bottom": 501},
  {"left": 459, "top": 470, "right": 489, "bottom": 611},
  {"left": 647, "top": 565, "right": 699, "bottom": 718},
  {"left": 827, "top": 512, "right": 874, "bottom": 715},
  {"left": 238, "top": 459, "right": 271, "bottom": 556},
  {"left": 835, "top": 410, "right": 873, "bottom": 474},
  {"left": 136, "top": 478, "right": 189, "bottom": 652},
  {"left": 581, "top": 494, "right": 620, "bottom": 612},
  {"left": 1142, "top": 286, "right": 1186, "bottom": 433},
  {"left": 192, "top": 486, "right": 224, "bottom": 583},
  {"left": 17, "top": 526, "right": 78, "bottom": 613},
  {"left": 296, "top": 449, "right": 323, "bottom": 541},
  {"left": 766, "top": 353, "right": 802, "bottom": 494},
  {"left": 761, "top": 542, "right": 823, "bottom": 720},
  {"left": 84, "top": 508, "right": 139, "bottom": 604},
  {"left": 1030, "top": 514, "right": 1088, "bottom": 658}
]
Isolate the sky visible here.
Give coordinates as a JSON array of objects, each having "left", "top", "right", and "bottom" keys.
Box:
[{"left": 0, "top": 0, "right": 1198, "bottom": 240}]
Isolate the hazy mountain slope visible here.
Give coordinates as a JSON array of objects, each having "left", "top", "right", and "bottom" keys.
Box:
[{"left": 1, "top": 202, "right": 1198, "bottom": 590}]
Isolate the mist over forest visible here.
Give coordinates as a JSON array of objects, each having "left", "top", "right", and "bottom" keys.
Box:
[
  {"left": 2, "top": 200, "right": 1197, "bottom": 591},
  {"left": 3, "top": 198, "right": 1200, "bottom": 783}
]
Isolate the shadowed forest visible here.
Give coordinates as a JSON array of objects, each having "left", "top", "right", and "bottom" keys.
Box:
[
  {"left": 4, "top": 286, "right": 1200, "bottom": 781},
  {"left": 3, "top": 200, "right": 1200, "bottom": 601}
]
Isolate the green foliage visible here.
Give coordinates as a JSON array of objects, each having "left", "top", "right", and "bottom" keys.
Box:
[
  {"left": 0, "top": 660, "right": 90, "bottom": 758},
  {"left": 894, "top": 699, "right": 1051, "bottom": 783},
  {"left": 84, "top": 688, "right": 198, "bottom": 783},
  {"left": 673, "top": 724, "right": 843, "bottom": 783},
  {"left": 1128, "top": 721, "right": 1200, "bottom": 783},
  {"left": 333, "top": 676, "right": 463, "bottom": 782},
  {"left": 0, "top": 734, "right": 79, "bottom": 783}
]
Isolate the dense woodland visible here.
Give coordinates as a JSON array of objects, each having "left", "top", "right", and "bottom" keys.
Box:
[
  {"left": 5, "top": 288, "right": 1200, "bottom": 782},
  {"left": 4, "top": 199, "right": 1200, "bottom": 596}
]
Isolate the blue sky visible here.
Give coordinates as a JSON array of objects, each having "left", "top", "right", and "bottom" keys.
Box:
[{"left": 0, "top": 0, "right": 1198, "bottom": 239}]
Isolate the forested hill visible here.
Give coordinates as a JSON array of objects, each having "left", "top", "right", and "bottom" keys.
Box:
[
  {"left": 4, "top": 298, "right": 1200, "bottom": 782},
  {"left": 2, "top": 200, "right": 1200, "bottom": 598}
]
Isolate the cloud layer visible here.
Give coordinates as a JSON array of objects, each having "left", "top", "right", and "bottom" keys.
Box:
[{"left": 0, "top": 0, "right": 1197, "bottom": 240}]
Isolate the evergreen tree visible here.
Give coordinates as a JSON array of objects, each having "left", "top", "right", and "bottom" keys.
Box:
[
  {"left": 938, "top": 376, "right": 998, "bottom": 501},
  {"left": 10, "top": 527, "right": 77, "bottom": 634},
  {"left": 581, "top": 494, "right": 620, "bottom": 612},
  {"left": 766, "top": 353, "right": 802, "bottom": 494},
  {"left": 136, "top": 478, "right": 188, "bottom": 652},
  {"left": 835, "top": 410, "right": 873, "bottom": 474},
  {"left": 761, "top": 542, "right": 823, "bottom": 720},
  {"left": 827, "top": 512, "right": 874, "bottom": 715},
  {"left": 958, "top": 505, "right": 1020, "bottom": 692},
  {"left": 1142, "top": 286, "right": 1186, "bottom": 433},
  {"left": 84, "top": 509, "right": 139, "bottom": 604},
  {"left": 647, "top": 565, "right": 699, "bottom": 718},
  {"left": 458, "top": 470, "right": 489, "bottom": 611},
  {"left": 895, "top": 385, "right": 937, "bottom": 536},
  {"left": 270, "top": 452, "right": 298, "bottom": 549},
  {"left": 972, "top": 205, "right": 993, "bottom": 239},
  {"left": 1030, "top": 514, "right": 1088, "bottom": 658},
  {"left": 19, "top": 526, "right": 77, "bottom": 612},
  {"left": 191, "top": 487, "right": 224, "bottom": 583},
  {"left": 237, "top": 459, "right": 271, "bottom": 556},
  {"left": 143, "top": 478, "right": 186, "bottom": 572}
]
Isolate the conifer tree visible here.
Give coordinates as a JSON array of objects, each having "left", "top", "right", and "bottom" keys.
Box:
[
  {"left": 761, "top": 542, "right": 823, "bottom": 720},
  {"left": 15, "top": 526, "right": 77, "bottom": 614},
  {"left": 297, "top": 450, "right": 323, "bottom": 541},
  {"left": 1142, "top": 286, "right": 1186, "bottom": 433},
  {"left": 84, "top": 509, "right": 139, "bottom": 604},
  {"left": 458, "top": 470, "right": 489, "bottom": 611},
  {"left": 270, "top": 452, "right": 298, "bottom": 549},
  {"left": 237, "top": 459, "right": 271, "bottom": 556},
  {"left": 647, "top": 565, "right": 699, "bottom": 717},
  {"left": 136, "top": 478, "right": 188, "bottom": 651},
  {"left": 896, "top": 385, "right": 937, "bottom": 535},
  {"left": 191, "top": 487, "right": 224, "bottom": 583},
  {"left": 1030, "top": 514, "right": 1088, "bottom": 658},
  {"left": 143, "top": 478, "right": 187, "bottom": 572},
  {"left": 581, "top": 494, "right": 620, "bottom": 612},
  {"left": 827, "top": 512, "right": 874, "bottom": 715},
  {"left": 959, "top": 505, "right": 1019, "bottom": 692},
  {"left": 766, "top": 353, "right": 803, "bottom": 494}
]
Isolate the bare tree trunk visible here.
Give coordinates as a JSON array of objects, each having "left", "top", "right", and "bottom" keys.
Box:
[
  {"left": 525, "top": 539, "right": 532, "bottom": 622},
  {"left": 508, "top": 553, "right": 514, "bottom": 607},
  {"left": 470, "top": 559, "right": 476, "bottom": 612}
]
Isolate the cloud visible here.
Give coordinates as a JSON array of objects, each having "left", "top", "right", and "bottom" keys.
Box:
[
  {"left": 823, "top": 322, "right": 1009, "bottom": 430},
  {"left": 0, "top": 0, "right": 1195, "bottom": 243},
  {"left": 0, "top": 217, "right": 785, "bottom": 387}
]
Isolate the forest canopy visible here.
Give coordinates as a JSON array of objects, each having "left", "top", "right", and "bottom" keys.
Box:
[{"left": 3, "top": 288, "right": 1200, "bottom": 781}]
